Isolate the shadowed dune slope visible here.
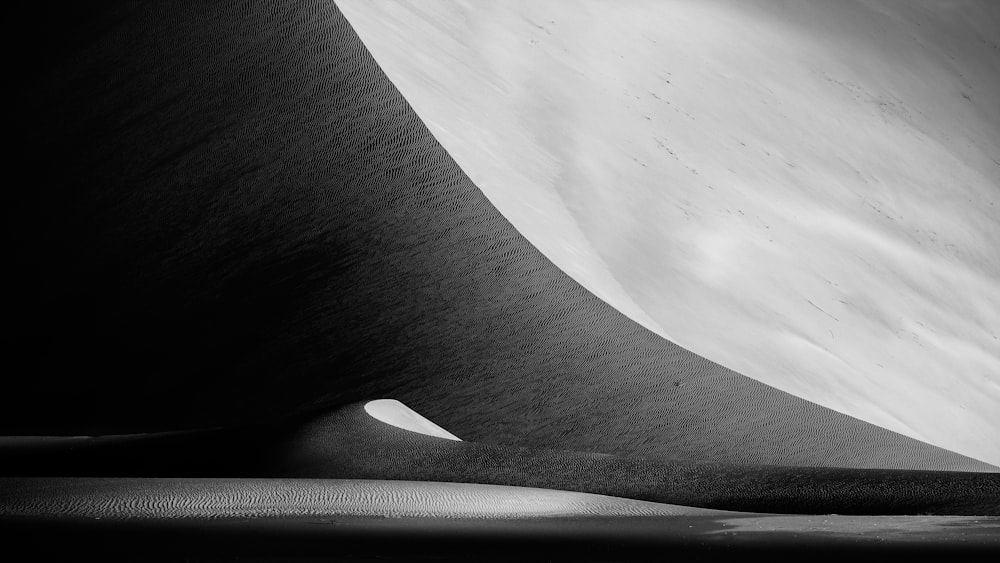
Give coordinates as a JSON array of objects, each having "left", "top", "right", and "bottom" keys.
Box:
[{"left": 7, "top": 0, "right": 995, "bottom": 471}]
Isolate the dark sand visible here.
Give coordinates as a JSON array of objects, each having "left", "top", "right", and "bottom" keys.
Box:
[{"left": 8, "top": 514, "right": 996, "bottom": 561}]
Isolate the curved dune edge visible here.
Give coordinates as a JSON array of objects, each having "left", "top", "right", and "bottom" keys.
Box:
[
  {"left": 364, "top": 399, "right": 461, "bottom": 441},
  {"left": 0, "top": 477, "right": 733, "bottom": 519}
]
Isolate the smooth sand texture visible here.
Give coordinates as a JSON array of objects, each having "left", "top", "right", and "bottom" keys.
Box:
[
  {"left": 8, "top": 1, "right": 996, "bottom": 475},
  {"left": 335, "top": 0, "right": 1000, "bottom": 468},
  {"left": 364, "top": 399, "right": 461, "bottom": 441}
]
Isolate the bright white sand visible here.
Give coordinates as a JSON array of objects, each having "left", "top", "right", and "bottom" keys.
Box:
[
  {"left": 337, "top": 0, "right": 1000, "bottom": 467},
  {"left": 364, "top": 399, "right": 462, "bottom": 441}
]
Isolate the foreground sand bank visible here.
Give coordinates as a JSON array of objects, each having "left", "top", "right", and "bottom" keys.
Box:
[
  {"left": 0, "top": 477, "right": 728, "bottom": 519},
  {"left": 2, "top": 477, "right": 998, "bottom": 559},
  {"left": 3, "top": 401, "right": 998, "bottom": 516}
]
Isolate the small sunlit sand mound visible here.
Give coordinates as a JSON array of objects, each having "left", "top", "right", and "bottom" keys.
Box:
[{"left": 364, "top": 399, "right": 461, "bottom": 441}]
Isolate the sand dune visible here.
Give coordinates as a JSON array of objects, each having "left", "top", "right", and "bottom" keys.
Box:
[
  {"left": 8, "top": 0, "right": 995, "bottom": 474},
  {"left": 5, "top": 6, "right": 1000, "bottom": 561},
  {"left": 335, "top": 0, "right": 1000, "bottom": 470}
]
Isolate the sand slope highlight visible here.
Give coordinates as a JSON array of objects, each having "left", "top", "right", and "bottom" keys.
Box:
[
  {"left": 0, "top": 477, "right": 729, "bottom": 520},
  {"left": 364, "top": 399, "right": 461, "bottom": 441}
]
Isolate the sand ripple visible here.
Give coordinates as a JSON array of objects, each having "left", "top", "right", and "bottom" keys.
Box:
[{"left": 0, "top": 477, "right": 733, "bottom": 520}]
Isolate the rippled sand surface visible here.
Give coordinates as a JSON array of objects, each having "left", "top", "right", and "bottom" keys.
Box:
[
  {"left": 3, "top": 477, "right": 998, "bottom": 558},
  {"left": 0, "top": 477, "right": 731, "bottom": 520}
]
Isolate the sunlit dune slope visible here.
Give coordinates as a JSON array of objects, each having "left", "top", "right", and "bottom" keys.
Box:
[
  {"left": 8, "top": 0, "right": 995, "bottom": 473},
  {"left": 336, "top": 0, "right": 1000, "bottom": 467}
]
